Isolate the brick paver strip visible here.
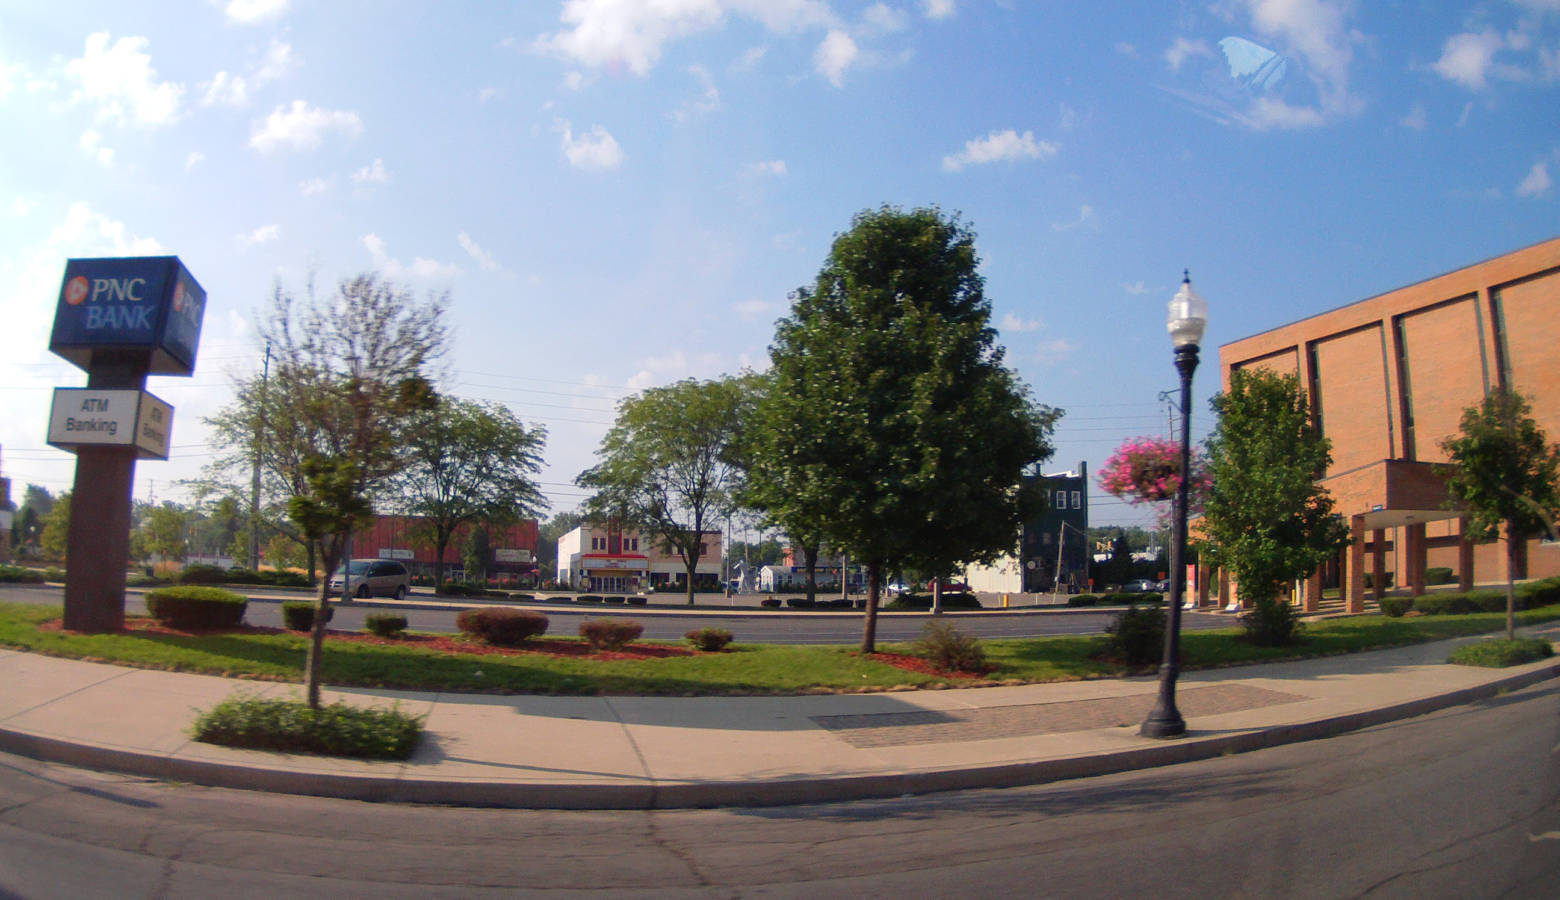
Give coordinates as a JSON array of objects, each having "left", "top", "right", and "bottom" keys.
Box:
[{"left": 811, "top": 683, "right": 1309, "bottom": 748}]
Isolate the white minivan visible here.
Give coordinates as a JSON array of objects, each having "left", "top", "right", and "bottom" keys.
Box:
[{"left": 329, "top": 559, "right": 410, "bottom": 600}]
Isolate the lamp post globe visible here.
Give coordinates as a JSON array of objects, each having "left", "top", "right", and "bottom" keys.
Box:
[{"left": 1141, "top": 270, "right": 1206, "bottom": 739}]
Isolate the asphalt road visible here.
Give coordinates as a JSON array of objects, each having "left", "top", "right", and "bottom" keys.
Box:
[
  {"left": 0, "top": 677, "right": 1555, "bottom": 897},
  {"left": 0, "top": 584, "right": 1233, "bottom": 644}
]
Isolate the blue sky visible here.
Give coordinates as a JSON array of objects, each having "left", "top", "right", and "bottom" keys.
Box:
[{"left": 1, "top": 0, "right": 1557, "bottom": 529}]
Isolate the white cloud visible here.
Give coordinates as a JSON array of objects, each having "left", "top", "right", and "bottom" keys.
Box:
[
  {"left": 362, "top": 233, "right": 461, "bottom": 280},
  {"left": 51, "top": 202, "right": 165, "bottom": 255},
  {"left": 458, "top": 231, "right": 499, "bottom": 271},
  {"left": 733, "top": 46, "right": 767, "bottom": 71},
  {"left": 226, "top": 0, "right": 288, "bottom": 24},
  {"left": 238, "top": 224, "right": 281, "bottom": 246},
  {"left": 922, "top": 0, "right": 956, "bottom": 20},
  {"left": 1033, "top": 337, "right": 1075, "bottom": 363},
  {"left": 1050, "top": 205, "right": 1095, "bottom": 232},
  {"left": 185, "top": 151, "right": 205, "bottom": 170},
  {"left": 66, "top": 32, "right": 184, "bottom": 127},
  {"left": 814, "top": 29, "right": 858, "bottom": 86},
  {"left": 1400, "top": 103, "right": 1427, "bottom": 130},
  {"left": 299, "top": 176, "right": 333, "bottom": 196},
  {"left": 1456, "top": 100, "right": 1474, "bottom": 128},
  {"left": 1517, "top": 161, "right": 1553, "bottom": 197},
  {"left": 78, "top": 129, "right": 114, "bottom": 166},
  {"left": 862, "top": 3, "right": 908, "bottom": 33},
  {"left": 742, "top": 159, "right": 788, "bottom": 177},
  {"left": 999, "top": 313, "right": 1043, "bottom": 332},
  {"left": 255, "top": 40, "right": 295, "bottom": 82},
  {"left": 13, "top": 197, "right": 33, "bottom": 216},
  {"left": 478, "top": 86, "right": 502, "bottom": 103},
  {"left": 557, "top": 120, "right": 624, "bottom": 170},
  {"left": 1433, "top": 30, "right": 1509, "bottom": 90},
  {"left": 672, "top": 64, "right": 721, "bottom": 121},
  {"left": 1115, "top": 41, "right": 1138, "bottom": 57},
  {"left": 0, "top": 59, "right": 20, "bottom": 99},
  {"left": 1122, "top": 281, "right": 1148, "bottom": 296},
  {"left": 1244, "top": 96, "right": 1326, "bottom": 129},
  {"left": 563, "top": 70, "right": 591, "bottom": 91},
  {"left": 733, "top": 298, "right": 779, "bottom": 320},
  {"left": 1238, "top": 0, "right": 1361, "bottom": 125},
  {"left": 351, "top": 157, "right": 390, "bottom": 183},
  {"left": 1165, "top": 37, "right": 1213, "bottom": 71},
  {"left": 626, "top": 349, "right": 696, "bottom": 391},
  {"left": 201, "top": 71, "right": 248, "bottom": 107},
  {"left": 942, "top": 129, "right": 1057, "bottom": 172},
  {"left": 249, "top": 100, "right": 363, "bottom": 152}
]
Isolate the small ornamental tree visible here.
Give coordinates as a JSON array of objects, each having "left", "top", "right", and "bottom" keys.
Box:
[
  {"left": 1200, "top": 369, "right": 1349, "bottom": 625},
  {"left": 1440, "top": 389, "right": 1560, "bottom": 640}
]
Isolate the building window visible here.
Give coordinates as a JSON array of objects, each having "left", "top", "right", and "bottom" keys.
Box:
[
  {"left": 1055, "top": 490, "right": 1067, "bottom": 509},
  {"left": 627, "top": 537, "right": 638, "bottom": 551},
  {"left": 699, "top": 542, "right": 708, "bottom": 554},
  {"left": 1071, "top": 490, "right": 1082, "bottom": 509}
]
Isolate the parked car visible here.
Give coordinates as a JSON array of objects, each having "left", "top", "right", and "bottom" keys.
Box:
[
  {"left": 329, "top": 559, "right": 410, "bottom": 600},
  {"left": 1121, "top": 578, "right": 1158, "bottom": 593},
  {"left": 928, "top": 579, "right": 972, "bottom": 593}
]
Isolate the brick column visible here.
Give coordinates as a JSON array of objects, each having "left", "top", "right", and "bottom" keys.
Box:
[
  {"left": 1371, "top": 529, "right": 1387, "bottom": 602},
  {"left": 1458, "top": 516, "right": 1475, "bottom": 591},
  {"left": 1348, "top": 515, "right": 1366, "bottom": 614},
  {"left": 1406, "top": 523, "right": 1427, "bottom": 596},
  {"left": 1304, "top": 570, "right": 1323, "bottom": 613}
]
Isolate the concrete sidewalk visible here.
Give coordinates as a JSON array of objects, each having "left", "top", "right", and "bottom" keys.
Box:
[{"left": 1, "top": 623, "right": 1556, "bottom": 810}]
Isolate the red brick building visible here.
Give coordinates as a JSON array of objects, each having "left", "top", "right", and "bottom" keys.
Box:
[
  {"left": 348, "top": 516, "right": 541, "bottom": 583},
  {"left": 1213, "top": 236, "right": 1560, "bottom": 611}
]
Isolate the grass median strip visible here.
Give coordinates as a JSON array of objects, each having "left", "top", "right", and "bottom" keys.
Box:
[{"left": 1, "top": 602, "right": 1557, "bottom": 696}]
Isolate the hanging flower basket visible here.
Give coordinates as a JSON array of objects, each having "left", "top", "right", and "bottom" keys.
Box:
[{"left": 1098, "top": 436, "right": 1210, "bottom": 506}]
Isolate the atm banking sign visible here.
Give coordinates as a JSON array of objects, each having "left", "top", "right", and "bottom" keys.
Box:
[{"left": 49, "top": 256, "right": 206, "bottom": 376}]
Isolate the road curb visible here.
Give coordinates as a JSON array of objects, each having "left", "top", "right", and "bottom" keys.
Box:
[{"left": 2, "top": 659, "right": 1555, "bottom": 810}]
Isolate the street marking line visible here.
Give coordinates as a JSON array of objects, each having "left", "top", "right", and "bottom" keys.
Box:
[{"left": 1527, "top": 831, "right": 1560, "bottom": 842}]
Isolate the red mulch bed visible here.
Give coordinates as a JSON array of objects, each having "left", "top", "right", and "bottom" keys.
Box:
[
  {"left": 39, "top": 619, "right": 985, "bottom": 677},
  {"left": 41, "top": 617, "right": 698, "bottom": 662},
  {"left": 858, "top": 650, "right": 989, "bottom": 679}
]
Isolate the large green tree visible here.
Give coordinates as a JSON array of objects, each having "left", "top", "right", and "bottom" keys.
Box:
[
  {"left": 1200, "top": 368, "right": 1349, "bottom": 618},
  {"left": 742, "top": 372, "right": 832, "bottom": 603},
  {"left": 386, "top": 397, "right": 547, "bottom": 590},
  {"left": 762, "top": 205, "right": 1060, "bottom": 652},
  {"left": 1440, "top": 388, "right": 1560, "bottom": 640},
  {"left": 577, "top": 376, "right": 751, "bottom": 604}
]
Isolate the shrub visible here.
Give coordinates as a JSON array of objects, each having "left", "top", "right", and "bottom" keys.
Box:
[
  {"left": 604, "top": 596, "right": 626, "bottom": 604},
  {"left": 685, "top": 627, "right": 734, "bottom": 652},
  {"left": 281, "top": 600, "right": 332, "bottom": 632},
  {"left": 760, "top": 597, "right": 781, "bottom": 608},
  {"left": 626, "top": 596, "right": 648, "bottom": 606},
  {"left": 1105, "top": 602, "right": 1165, "bottom": 665},
  {"left": 1363, "top": 572, "right": 1395, "bottom": 590},
  {"left": 575, "top": 594, "right": 604, "bottom": 604},
  {"left": 177, "top": 564, "right": 230, "bottom": 585},
  {"left": 190, "top": 693, "right": 423, "bottom": 760},
  {"left": 1067, "top": 594, "right": 1100, "bottom": 607},
  {"left": 911, "top": 620, "right": 987, "bottom": 674},
  {"left": 884, "top": 591, "right": 983, "bottom": 610},
  {"left": 1425, "top": 567, "right": 1455, "bottom": 585},
  {"left": 364, "top": 613, "right": 408, "bottom": 638},
  {"left": 1518, "top": 577, "right": 1560, "bottom": 608},
  {"left": 1242, "top": 597, "right": 1306, "bottom": 647},
  {"left": 1377, "top": 596, "right": 1413, "bottom": 618},
  {"left": 508, "top": 592, "right": 536, "bottom": 602},
  {"left": 220, "top": 568, "right": 263, "bottom": 585},
  {"left": 0, "top": 565, "right": 45, "bottom": 584},
  {"left": 454, "top": 607, "right": 549, "bottom": 646},
  {"left": 580, "top": 619, "right": 643, "bottom": 651},
  {"left": 786, "top": 597, "right": 817, "bottom": 609},
  {"left": 145, "top": 586, "right": 247, "bottom": 629},
  {"left": 42, "top": 567, "right": 66, "bottom": 583},
  {"left": 1448, "top": 637, "right": 1555, "bottom": 668},
  {"left": 437, "top": 583, "right": 489, "bottom": 597},
  {"left": 1413, "top": 591, "right": 1512, "bottom": 616}
]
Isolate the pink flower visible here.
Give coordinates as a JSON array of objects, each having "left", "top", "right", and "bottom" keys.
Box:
[{"left": 1097, "top": 436, "right": 1210, "bottom": 507}]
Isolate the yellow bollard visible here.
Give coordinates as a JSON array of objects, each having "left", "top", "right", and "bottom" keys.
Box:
[{"left": 1003, "top": 593, "right": 1010, "bottom": 608}]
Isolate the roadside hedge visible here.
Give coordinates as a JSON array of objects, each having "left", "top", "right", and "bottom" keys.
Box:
[
  {"left": 455, "top": 607, "right": 548, "bottom": 646},
  {"left": 145, "top": 586, "right": 247, "bottom": 629},
  {"left": 884, "top": 591, "right": 983, "bottom": 610}
]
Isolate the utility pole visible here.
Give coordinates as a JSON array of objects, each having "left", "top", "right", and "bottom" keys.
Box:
[{"left": 248, "top": 341, "right": 270, "bottom": 570}]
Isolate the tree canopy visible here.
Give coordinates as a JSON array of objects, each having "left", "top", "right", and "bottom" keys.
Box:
[
  {"left": 577, "top": 376, "right": 751, "bottom": 604},
  {"left": 387, "top": 396, "right": 547, "bottom": 589},
  {"left": 761, "top": 205, "right": 1060, "bottom": 651},
  {"left": 1200, "top": 368, "right": 1349, "bottom": 607},
  {"left": 1440, "top": 388, "right": 1560, "bottom": 639}
]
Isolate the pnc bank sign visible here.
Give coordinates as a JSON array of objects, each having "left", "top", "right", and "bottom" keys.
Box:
[{"left": 50, "top": 256, "right": 206, "bottom": 376}]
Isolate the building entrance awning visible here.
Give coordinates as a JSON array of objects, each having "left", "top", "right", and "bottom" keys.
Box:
[{"left": 1321, "top": 459, "right": 1463, "bottom": 529}]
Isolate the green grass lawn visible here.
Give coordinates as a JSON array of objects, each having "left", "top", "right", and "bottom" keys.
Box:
[{"left": 1, "top": 602, "right": 1556, "bottom": 696}]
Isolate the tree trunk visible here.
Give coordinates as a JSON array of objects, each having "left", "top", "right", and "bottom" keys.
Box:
[
  {"left": 685, "top": 553, "right": 698, "bottom": 604},
  {"left": 434, "top": 527, "right": 450, "bottom": 592},
  {"left": 860, "top": 561, "right": 882, "bottom": 654},
  {"left": 803, "top": 544, "right": 818, "bottom": 604},
  {"left": 932, "top": 576, "right": 943, "bottom": 616},
  {"left": 306, "top": 542, "right": 317, "bottom": 584},
  {"left": 304, "top": 541, "right": 343, "bottom": 710},
  {"left": 1505, "top": 521, "right": 1518, "bottom": 641}
]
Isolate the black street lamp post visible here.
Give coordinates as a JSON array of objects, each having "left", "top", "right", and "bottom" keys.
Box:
[{"left": 1141, "top": 270, "right": 1207, "bottom": 739}]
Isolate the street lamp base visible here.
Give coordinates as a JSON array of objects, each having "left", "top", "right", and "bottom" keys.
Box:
[{"left": 1139, "top": 706, "right": 1187, "bottom": 739}]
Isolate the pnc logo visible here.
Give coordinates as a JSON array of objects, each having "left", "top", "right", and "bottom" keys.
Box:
[
  {"left": 172, "top": 283, "right": 184, "bottom": 312},
  {"left": 64, "top": 276, "right": 90, "bottom": 306}
]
